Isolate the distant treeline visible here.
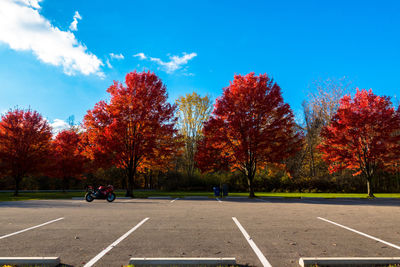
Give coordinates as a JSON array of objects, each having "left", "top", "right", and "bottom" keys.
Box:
[{"left": 1, "top": 71, "right": 399, "bottom": 197}]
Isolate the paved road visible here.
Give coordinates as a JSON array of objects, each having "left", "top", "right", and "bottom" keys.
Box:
[{"left": 0, "top": 197, "right": 400, "bottom": 266}]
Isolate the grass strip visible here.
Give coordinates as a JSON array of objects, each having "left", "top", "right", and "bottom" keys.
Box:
[{"left": 1, "top": 191, "right": 400, "bottom": 202}]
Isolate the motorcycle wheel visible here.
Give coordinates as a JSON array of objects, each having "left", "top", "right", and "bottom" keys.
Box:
[
  {"left": 85, "top": 193, "right": 94, "bottom": 202},
  {"left": 106, "top": 193, "right": 116, "bottom": 202}
]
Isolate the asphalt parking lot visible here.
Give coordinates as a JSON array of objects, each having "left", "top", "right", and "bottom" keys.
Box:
[{"left": 1, "top": 197, "right": 400, "bottom": 266}]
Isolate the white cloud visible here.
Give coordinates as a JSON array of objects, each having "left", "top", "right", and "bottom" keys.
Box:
[
  {"left": 134, "top": 52, "right": 147, "bottom": 60},
  {"left": 106, "top": 59, "right": 112, "bottom": 68},
  {"left": 109, "top": 53, "right": 124, "bottom": 60},
  {"left": 50, "top": 119, "right": 69, "bottom": 134},
  {"left": 69, "top": 11, "right": 82, "bottom": 32},
  {"left": 134, "top": 52, "right": 197, "bottom": 74},
  {"left": 106, "top": 53, "right": 124, "bottom": 69},
  {"left": 15, "top": 0, "right": 41, "bottom": 9},
  {"left": 0, "top": 0, "right": 103, "bottom": 76}
]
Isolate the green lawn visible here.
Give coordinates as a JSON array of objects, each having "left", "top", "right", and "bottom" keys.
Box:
[
  {"left": 241, "top": 192, "right": 400, "bottom": 198},
  {"left": 0, "top": 191, "right": 116, "bottom": 202},
  {"left": 1, "top": 190, "right": 400, "bottom": 202},
  {"left": 0, "top": 190, "right": 213, "bottom": 201}
]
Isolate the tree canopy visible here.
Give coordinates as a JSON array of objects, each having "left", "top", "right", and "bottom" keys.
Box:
[
  {"left": 0, "top": 109, "right": 52, "bottom": 195},
  {"left": 196, "top": 73, "right": 302, "bottom": 197},
  {"left": 83, "top": 71, "right": 180, "bottom": 197},
  {"left": 319, "top": 89, "right": 400, "bottom": 197}
]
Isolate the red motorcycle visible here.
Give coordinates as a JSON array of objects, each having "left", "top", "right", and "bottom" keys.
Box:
[{"left": 85, "top": 185, "right": 116, "bottom": 202}]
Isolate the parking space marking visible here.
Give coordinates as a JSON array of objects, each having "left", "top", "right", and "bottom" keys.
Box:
[
  {"left": 318, "top": 217, "right": 400, "bottom": 250},
  {"left": 170, "top": 198, "right": 179, "bottom": 203},
  {"left": 232, "top": 217, "right": 272, "bottom": 267},
  {"left": 0, "top": 217, "right": 64, "bottom": 240},
  {"left": 216, "top": 198, "right": 222, "bottom": 202},
  {"left": 83, "top": 217, "right": 149, "bottom": 267}
]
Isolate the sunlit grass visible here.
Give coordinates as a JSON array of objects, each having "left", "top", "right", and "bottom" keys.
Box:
[
  {"left": 1, "top": 190, "right": 400, "bottom": 202},
  {"left": 0, "top": 191, "right": 124, "bottom": 202}
]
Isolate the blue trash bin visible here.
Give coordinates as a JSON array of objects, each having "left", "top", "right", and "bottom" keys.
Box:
[{"left": 213, "top": 186, "right": 220, "bottom": 197}]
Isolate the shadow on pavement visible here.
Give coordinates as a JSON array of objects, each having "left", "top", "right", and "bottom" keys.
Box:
[{"left": 216, "top": 197, "right": 400, "bottom": 207}]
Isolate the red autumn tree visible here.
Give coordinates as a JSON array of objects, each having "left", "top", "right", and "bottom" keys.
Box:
[
  {"left": 196, "top": 73, "right": 302, "bottom": 197},
  {"left": 0, "top": 109, "right": 52, "bottom": 195},
  {"left": 50, "top": 129, "right": 86, "bottom": 192},
  {"left": 83, "top": 71, "right": 180, "bottom": 197},
  {"left": 318, "top": 89, "right": 400, "bottom": 197}
]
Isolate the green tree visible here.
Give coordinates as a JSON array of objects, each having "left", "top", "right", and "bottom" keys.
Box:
[{"left": 176, "top": 92, "right": 212, "bottom": 176}]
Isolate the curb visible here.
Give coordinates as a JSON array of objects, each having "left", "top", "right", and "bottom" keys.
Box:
[
  {"left": 129, "top": 257, "right": 236, "bottom": 266},
  {"left": 0, "top": 257, "right": 60, "bottom": 267},
  {"left": 148, "top": 196, "right": 172, "bottom": 199},
  {"left": 299, "top": 257, "right": 400, "bottom": 266}
]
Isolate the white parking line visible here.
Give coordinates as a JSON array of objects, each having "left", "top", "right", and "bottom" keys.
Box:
[
  {"left": 216, "top": 198, "right": 222, "bottom": 203},
  {"left": 232, "top": 217, "right": 272, "bottom": 267},
  {"left": 0, "top": 217, "right": 64, "bottom": 240},
  {"left": 318, "top": 217, "right": 400, "bottom": 250},
  {"left": 170, "top": 198, "right": 179, "bottom": 203},
  {"left": 83, "top": 217, "right": 149, "bottom": 267}
]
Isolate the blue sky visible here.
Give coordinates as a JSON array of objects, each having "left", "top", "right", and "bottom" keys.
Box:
[{"left": 0, "top": 0, "right": 399, "bottom": 131}]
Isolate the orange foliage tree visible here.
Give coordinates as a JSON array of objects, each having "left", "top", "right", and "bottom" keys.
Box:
[
  {"left": 319, "top": 89, "right": 400, "bottom": 197},
  {"left": 83, "top": 71, "right": 180, "bottom": 197},
  {"left": 50, "top": 130, "right": 86, "bottom": 192},
  {"left": 196, "top": 73, "right": 302, "bottom": 197},
  {"left": 0, "top": 109, "right": 52, "bottom": 195}
]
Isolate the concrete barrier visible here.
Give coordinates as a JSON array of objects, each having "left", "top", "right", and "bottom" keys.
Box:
[
  {"left": 299, "top": 257, "right": 400, "bottom": 266},
  {"left": 0, "top": 257, "right": 60, "bottom": 267},
  {"left": 129, "top": 257, "right": 236, "bottom": 266}
]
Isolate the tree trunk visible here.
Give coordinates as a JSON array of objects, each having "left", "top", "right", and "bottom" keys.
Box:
[
  {"left": 126, "top": 165, "right": 136, "bottom": 198},
  {"left": 186, "top": 138, "right": 195, "bottom": 178},
  {"left": 14, "top": 176, "right": 21, "bottom": 196},
  {"left": 62, "top": 176, "right": 67, "bottom": 193},
  {"left": 247, "top": 174, "right": 255, "bottom": 198},
  {"left": 367, "top": 177, "right": 374, "bottom": 198},
  {"left": 121, "top": 175, "right": 127, "bottom": 191},
  {"left": 149, "top": 171, "right": 153, "bottom": 189},
  {"left": 126, "top": 171, "right": 134, "bottom": 198},
  {"left": 144, "top": 172, "right": 148, "bottom": 189},
  {"left": 310, "top": 146, "right": 316, "bottom": 177}
]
